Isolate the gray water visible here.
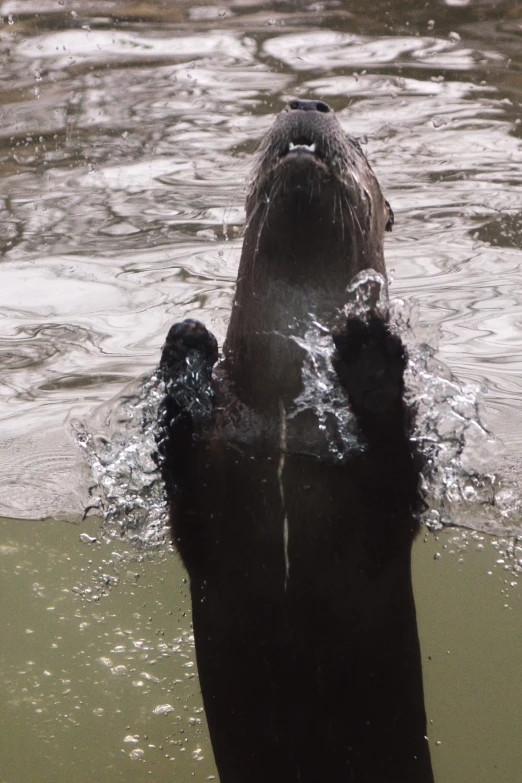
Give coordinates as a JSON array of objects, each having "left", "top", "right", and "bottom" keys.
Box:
[{"left": 1, "top": 0, "right": 522, "bottom": 780}]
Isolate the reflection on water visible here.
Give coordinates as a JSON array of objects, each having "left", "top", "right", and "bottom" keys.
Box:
[{"left": 1, "top": 0, "right": 522, "bottom": 780}]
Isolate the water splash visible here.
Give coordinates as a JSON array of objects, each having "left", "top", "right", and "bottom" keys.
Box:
[
  {"left": 78, "top": 271, "right": 519, "bottom": 543},
  {"left": 344, "top": 268, "right": 389, "bottom": 320},
  {"left": 291, "top": 270, "right": 517, "bottom": 534},
  {"left": 290, "top": 270, "right": 389, "bottom": 461},
  {"left": 393, "top": 296, "right": 517, "bottom": 534},
  {"left": 402, "top": 321, "right": 513, "bottom": 534},
  {"left": 76, "top": 372, "right": 169, "bottom": 547},
  {"left": 290, "top": 325, "right": 360, "bottom": 461}
]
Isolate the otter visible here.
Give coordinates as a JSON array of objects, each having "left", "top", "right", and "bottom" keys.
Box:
[{"left": 156, "top": 100, "right": 434, "bottom": 783}]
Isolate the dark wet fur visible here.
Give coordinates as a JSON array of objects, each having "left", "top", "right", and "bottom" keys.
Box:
[{"left": 155, "top": 102, "right": 434, "bottom": 783}]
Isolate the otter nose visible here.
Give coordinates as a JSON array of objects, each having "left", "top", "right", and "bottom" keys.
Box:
[{"left": 288, "top": 99, "right": 331, "bottom": 114}]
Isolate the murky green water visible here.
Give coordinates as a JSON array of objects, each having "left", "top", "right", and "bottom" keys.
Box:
[
  {"left": 0, "top": 515, "right": 216, "bottom": 781},
  {"left": 1, "top": 0, "right": 522, "bottom": 780},
  {"left": 1, "top": 519, "right": 521, "bottom": 781}
]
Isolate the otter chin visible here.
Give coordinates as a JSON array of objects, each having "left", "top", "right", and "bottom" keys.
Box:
[{"left": 156, "top": 100, "right": 434, "bottom": 783}]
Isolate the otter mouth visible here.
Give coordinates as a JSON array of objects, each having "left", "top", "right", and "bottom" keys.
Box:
[
  {"left": 253, "top": 101, "right": 380, "bottom": 216},
  {"left": 278, "top": 133, "right": 322, "bottom": 160}
]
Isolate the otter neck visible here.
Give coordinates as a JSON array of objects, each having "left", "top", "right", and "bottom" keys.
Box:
[{"left": 223, "top": 202, "right": 384, "bottom": 415}]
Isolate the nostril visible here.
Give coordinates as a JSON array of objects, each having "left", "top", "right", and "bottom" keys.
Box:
[{"left": 288, "top": 99, "right": 331, "bottom": 113}]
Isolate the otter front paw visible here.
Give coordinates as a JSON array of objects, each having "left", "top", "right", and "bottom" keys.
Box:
[
  {"left": 332, "top": 316, "right": 407, "bottom": 415},
  {"left": 160, "top": 319, "right": 218, "bottom": 381},
  {"left": 156, "top": 320, "right": 218, "bottom": 470}
]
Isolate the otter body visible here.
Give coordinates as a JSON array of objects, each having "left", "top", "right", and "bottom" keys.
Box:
[{"left": 157, "top": 101, "right": 434, "bottom": 783}]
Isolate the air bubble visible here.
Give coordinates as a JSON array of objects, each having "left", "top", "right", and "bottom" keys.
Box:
[{"left": 153, "top": 704, "right": 174, "bottom": 715}]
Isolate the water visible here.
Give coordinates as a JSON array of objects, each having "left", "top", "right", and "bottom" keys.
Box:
[
  {"left": 1, "top": 1, "right": 522, "bottom": 780},
  {"left": 2, "top": 1, "right": 522, "bottom": 529}
]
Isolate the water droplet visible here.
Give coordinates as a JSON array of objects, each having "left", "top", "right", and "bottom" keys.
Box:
[
  {"left": 80, "top": 533, "right": 97, "bottom": 544},
  {"left": 153, "top": 704, "right": 174, "bottom": 715}
]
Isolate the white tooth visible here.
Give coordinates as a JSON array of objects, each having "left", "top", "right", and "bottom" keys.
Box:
[{"left": 288, "top": 141, "right": 317, "bottom": 152}]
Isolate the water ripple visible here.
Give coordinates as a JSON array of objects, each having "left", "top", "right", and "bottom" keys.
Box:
[
  {"left": 263, "top": 31, "right": 502, "bottom": 71},
  {"left": 0, "top": 3, "right": 521, "bottom": 536}
]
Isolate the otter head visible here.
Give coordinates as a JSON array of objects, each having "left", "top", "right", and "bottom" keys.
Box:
[
  {"left": 225, "top": 100, "right": 393, "bottom": 412},
  {"left": 245, "top": 99, "right": 392, "bottom": 282}
]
